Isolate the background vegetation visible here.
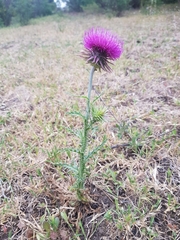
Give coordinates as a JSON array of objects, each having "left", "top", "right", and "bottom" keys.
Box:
[
  {"left": 0, "top": 0, "right": 179, "bottom": 26},
  {"left": 0, "top": 0, "right": 56, "bottom": 26}
]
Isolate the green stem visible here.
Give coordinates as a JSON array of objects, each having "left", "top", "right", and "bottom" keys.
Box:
[
  {"left": 86, "top": 66, "right": 95, "bottom": 119},
  {"left": 77, "top": 66, "right": 95, "bottom": 196}
]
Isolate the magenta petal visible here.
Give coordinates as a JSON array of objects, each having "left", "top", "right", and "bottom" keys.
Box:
[{"left": 83, "top": 27, "right": 123, "bottom": 60}]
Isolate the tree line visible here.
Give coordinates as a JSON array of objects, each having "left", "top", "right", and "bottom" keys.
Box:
[
  {"left": 66, "top": 0, "right": 179, "bottom": 14},
  {"left": 0, "top": 0, "right": 55, "bottom": 26},
  {"left": 0, "top": 0, "right": 179, "bottom": 27}
]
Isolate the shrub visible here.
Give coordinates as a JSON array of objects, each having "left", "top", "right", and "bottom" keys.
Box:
[
  {"left": 0, "top": 0, "right": 13, "bottom": 26},
  {"left": 63, "top": 0, "right": 94, "bottom": 12},
  {"left": 13, "top": 0, "right": 32, "bottom": 25},
  {"left": 95, "top": 0, "right": 130, "bottom": 15}
]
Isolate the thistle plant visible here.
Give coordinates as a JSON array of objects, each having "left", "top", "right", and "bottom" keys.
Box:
[{"left": 61, "top": 27, "right": 123, "bottom": 200}]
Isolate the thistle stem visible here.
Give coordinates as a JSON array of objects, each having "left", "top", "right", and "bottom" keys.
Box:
[
  {"left": 77, "top": 66, "right": 95, "bottom": 198},
  {"left": 86, "top": 66, "right": 95, "bottom": 119}
]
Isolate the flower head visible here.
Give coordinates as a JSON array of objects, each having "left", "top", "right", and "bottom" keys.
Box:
[{"left": 82, "top": 27, "right": 123, "bottom": 72}]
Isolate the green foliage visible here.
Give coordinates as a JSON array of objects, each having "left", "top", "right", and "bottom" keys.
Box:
[
  {"left": 110, "top": 0, "right": 131, "bottom": 14},
  {"left": 63, "top": 0, "right": 94, "bottom": 12},
  {"left": 61, "top": 104, "right": 106, "bottom": 200},
  {"left": 91, "top": 106, "right": 106, "bottom": 124},
  {"left": 95, "top": 0, "right": 130, "bottom": 15},
  {"left": 130, "top": 0, "right": 140, "bottom": 8},
  {"left": 0, "top": 0, "right": 56, "bottom": 26},
  {"left": 140, "top": 0, "right": 162, "bottom": 9},
  {"left": 0, "top": 0, "right": 13, "bottom": 26},
  {"left": 43, "top": 216, "right": 60, "bottom": 232},
  {"left": 42, "top": 211, "right": 60, "bottom": 238},
  {"left": 0, "top": 0, "right": 5, "bottom": 26},
  {"left": 50, "top": 67, "right": 106, "bottom": 201},
  {"left": 95, "top": 0, "right": 179, "bottom": 13},
  {"left": 31, "top": 0, "right": 56, "bottom": 18},
  {"left": 64, "top": 0, "right": 83, "bottom": 11},
  {"left": 13, "top": 0, "right": 32, "bottom": 25},
  {"left": 161, "top": 0, "right": 178, "bottom": 3}
]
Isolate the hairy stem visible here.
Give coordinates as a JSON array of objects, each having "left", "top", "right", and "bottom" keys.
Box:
[
  {"left": 86, "top": 66, "right": 95, "bottom": 119},
  {"left": 77, "top": 66, "right": 95, "bottom": 197}
]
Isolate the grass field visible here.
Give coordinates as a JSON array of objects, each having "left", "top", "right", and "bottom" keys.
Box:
[{"left": 0, "top": 8, "right": 180, "bottom": 240}]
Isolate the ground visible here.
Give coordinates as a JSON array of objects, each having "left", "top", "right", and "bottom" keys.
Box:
[{"left": 0, "top": 7, "right": 180, "bottom": 240}]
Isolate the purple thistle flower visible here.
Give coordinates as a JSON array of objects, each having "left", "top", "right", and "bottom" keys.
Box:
[{"left": 82, "top": 27, "right": 123, "bottom": 72}]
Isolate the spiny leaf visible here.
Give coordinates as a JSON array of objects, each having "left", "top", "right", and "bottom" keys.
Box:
[
  {"left": 91, "top": 106, "right": 106, "bottom": 123},
  {"left": 68, "top": 111, "right": 85, "bottom": 120},
  {"left": 62, "top": 126, "right": 81, "bottom": 138},
  {"left": 60, "top": 163, "right": 78, "bottom": 173},
  {"left": 92, "top": 92, "right": 104, "bottom": 103},
  {"left": 85, "top": 136, "right": 106, "bottom": 161},
  {"left": 63, "top": 147, "right": 81, "bottom": 154}
]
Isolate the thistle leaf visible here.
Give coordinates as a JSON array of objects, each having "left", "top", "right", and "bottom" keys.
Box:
[
  {"left": 63, "top": 147, "right": 81, "bottom": 154},
  {"left": 91, "top": 106, "right": 106, "bottom": 123},
  {"left": 92, "top": 93, "right": 104, "bottom": 103},
  {"left": 60, "top": 163, "right": 78, "bottom": 173},
  {"left": 68, "top": 111, "right": 85, "bottom": 120},
  {"left": 85, "top": 136, "right": 106, "bottom": 161}
]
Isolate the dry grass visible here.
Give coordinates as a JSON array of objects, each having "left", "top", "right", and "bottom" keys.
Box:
[{"left": 0, "top": 8, "right": 180, "bottom": 240}]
